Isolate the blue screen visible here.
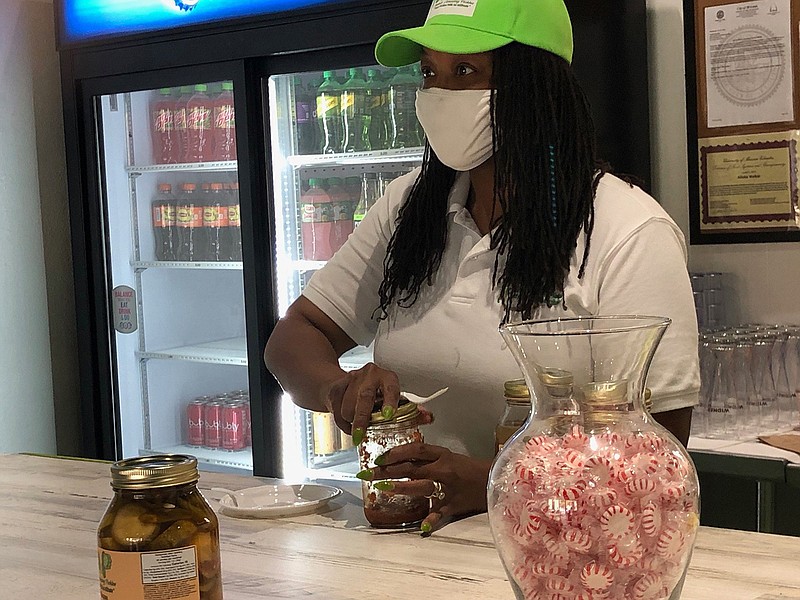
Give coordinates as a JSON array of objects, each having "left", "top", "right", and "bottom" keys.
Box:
[{"left": 61, "top": 0, "right": 351, "bottom": 44}]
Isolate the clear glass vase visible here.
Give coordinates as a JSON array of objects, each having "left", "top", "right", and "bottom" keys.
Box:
[{"left": 488, "top": 316, "right": 700, "bottom": 600}]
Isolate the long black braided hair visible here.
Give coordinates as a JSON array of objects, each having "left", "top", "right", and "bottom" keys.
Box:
[{"left": 376, "top": 42, "right": 607, "bottom": 324}]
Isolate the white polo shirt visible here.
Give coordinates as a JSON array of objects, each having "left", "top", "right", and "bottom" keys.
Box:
[{"left": 303, "top": 169, "right": 700, "bottom": 458}]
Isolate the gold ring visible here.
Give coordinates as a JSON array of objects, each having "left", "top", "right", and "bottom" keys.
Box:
[{"left": 425, "top": 480, "right": 445, "bottom": 501}]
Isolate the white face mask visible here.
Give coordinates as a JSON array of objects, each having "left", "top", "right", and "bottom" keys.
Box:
[{"left": 415, "top": 88, "right": 493, "bottom": 171}]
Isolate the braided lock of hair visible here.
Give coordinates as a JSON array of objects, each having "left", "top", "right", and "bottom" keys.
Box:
[{"left": 376, "top": 43, "right": 606, "bottom": 324}]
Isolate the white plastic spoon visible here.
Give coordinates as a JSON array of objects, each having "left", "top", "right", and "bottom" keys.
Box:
[{"left": 402, "top": 387, "right": 449, "bottom": 405}]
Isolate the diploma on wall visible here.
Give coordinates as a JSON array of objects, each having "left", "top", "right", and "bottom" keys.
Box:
[
  {"left": 703, "top": 0, "right": 794, "bottom": 130},
  {"left": 698, "top": 132, "right": 800, "bottom": 232}
]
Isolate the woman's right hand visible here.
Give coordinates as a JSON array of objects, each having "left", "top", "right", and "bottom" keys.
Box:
[{"left": 324, "top": 362, "right": 402, "bottom": 445}]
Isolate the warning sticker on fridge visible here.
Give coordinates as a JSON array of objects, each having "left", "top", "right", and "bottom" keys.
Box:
[
  {"left": 427, "top": 0, "right": 478, "bottom": 20},
  {"left": 112, "top": 285, "right": 138, "bottom": 334}
]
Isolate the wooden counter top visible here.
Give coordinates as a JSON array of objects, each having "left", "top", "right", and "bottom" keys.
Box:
[{"left": 1, "top": 454, "right": 799, "bottom": 599}]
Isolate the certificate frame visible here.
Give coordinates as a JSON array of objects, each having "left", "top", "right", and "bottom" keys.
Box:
[{"left": 685, "top": 0, "right": 800, "bottom": 243}]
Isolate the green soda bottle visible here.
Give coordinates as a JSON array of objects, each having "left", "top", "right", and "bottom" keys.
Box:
[
  {"left": 366, "top": 69, "right": 388, "bottom": 151},
  {"left": 341, "top": 68, "right": 371, "bottom": 153},
  {"left": 387, "top": 66, "right": 420, "bottom": 149},
  {"left": 316, "top": 71, "right": 343, "bottom": 154}
]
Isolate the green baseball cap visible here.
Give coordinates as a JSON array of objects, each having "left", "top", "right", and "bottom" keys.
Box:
[{"left": 375, "top": 0, "right": 573, "bottom": 67}]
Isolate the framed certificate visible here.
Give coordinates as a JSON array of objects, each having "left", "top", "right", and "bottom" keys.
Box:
[{"left": 685, "top": 0, "right": 800, "bottom": 242}]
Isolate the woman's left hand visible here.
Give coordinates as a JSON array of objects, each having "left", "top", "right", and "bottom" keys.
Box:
[{"left": 357, "top": 442, "right": 493, "bottom": 535}]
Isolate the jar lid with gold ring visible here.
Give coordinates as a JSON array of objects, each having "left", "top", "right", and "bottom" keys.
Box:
[
  {"left": 504, "top": 379, "right": 531, "bottom": 405},
  {"left": 369, "top": 398, "right": 420, "bottom": 426},
  {"left": 110, "top": 454, "right": 199, "bottom": 490},
  {"left": 580, "top": 380, "right": 629, "bottom": 406}
]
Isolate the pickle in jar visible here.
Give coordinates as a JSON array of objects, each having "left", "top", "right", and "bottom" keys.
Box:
[{"left": 110, "top": 502, "right": 160, "bottom": 546}]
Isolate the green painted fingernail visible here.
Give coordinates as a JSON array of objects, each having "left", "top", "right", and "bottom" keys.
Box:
[
  {"left": 374, "top": 452, "right": 388, "bottom": 466},
  {"left": 381, "top": 405, "right": 395, "bottom": 419},
  {"left": 420, "top": 522, "right": 432, "bottom": 534},
  {"left": 352, "top": 428, "right": 364, "bottom": 446},
  {"left": 355, "top": 469, "right": 374, "bottom": 481},
  {"left": 373, "top": 480, "right": 394, "bottom": 491}
]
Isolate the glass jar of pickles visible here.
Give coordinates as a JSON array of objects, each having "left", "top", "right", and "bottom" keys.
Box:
[
  {"left": 358, "top": 399, "right": 428, "bottom": 528},
  {"left": 495, "top": 379, "right": 531, "bottom": 453},
  {"left": 97, "top": 454, "right": 222, "bottom": 600}
]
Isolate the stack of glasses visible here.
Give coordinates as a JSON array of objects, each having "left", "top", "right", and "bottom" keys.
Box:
[
  {"left": 693, "top": 325, "right": 800, "bottom": 440},
  {"left": 690, "top": 272, "right": 727, "bottom": 330}
]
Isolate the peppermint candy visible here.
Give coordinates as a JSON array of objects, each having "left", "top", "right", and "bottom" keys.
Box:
[
  {"left": 530, "top": 559, "right": 564, "bottom": 576},
  {"left": 641, "top": 503, "right": 662, "bottom": 537},
  {"left": 625, "top": 477, "right": 657, "bottom": 497},
  {"left": 585, "top": 456, "right": 616, "bottom": 485},
  {"left": 544, "top": 575, "right": 575, "bottom": 594},
  {"left": 563, "top": 448, "right": 587, "bottom": 469},
  {"left": 607, "top": 539, "right": 644, "bottom": 567},
  {"left": 656, "top": 527, "right": 685, "bottom": 559},
  {"left": 560, "top": 527, "right": 592, "bottom": 553},
  {"left": 631, "top": 572, "right": 663, "bottom": 600},
  {"left": 600, "top": 504, "right": 636, "bottom": 539},
  {"left": 587, "top": 488, "right": 618, "bottom": 508},
  {"left": 580, "top": 561, "right": 614, "bottom": 590}
]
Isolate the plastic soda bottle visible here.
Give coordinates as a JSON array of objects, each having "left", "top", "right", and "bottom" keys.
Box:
[
  {"left": 340, "top": 68, "right": 371, "bottom": 153},
  {"left": 366, "top": 69, "right": 387, "bottom": 151},
  {"left": 213, "top": 81, "right": 236, "bottom": 161},
  {"left": 301, "top": 179, "right": 335, "bottom": 260},
  {"left": 186, "top": 84, "right": 214, "bottom": 162},
  {"left": 151, "top": 183, "right": 176, "bottom": 261},
  {"left": 316, "top": 71, "right": 342, "bottom": 154},
  {"left": 172, "top": 86, "right": 192, "bottom": 163},
  {"left": 150, "top": 88, "right": 177, "bottom": 164},
  {"left": 295, "top": 77, "right": 318, "bottom": 154},
  {"left": 327, "top": 177, "right": 355, "bottom": 251},
  {"left": 203, "top": 183, "right": 229, "bottom": 261},
  {"left": 176, "top": 182, "right": 205, "bottom": 261},
  {"left": 388, "top": 66, "right": 422, "bottom": 149},
  {"left": 354, "top": 173, "right": 379, "bottom": 227},
  {"left": 226, "top": 182, "right": 242, "bottom": 261}
]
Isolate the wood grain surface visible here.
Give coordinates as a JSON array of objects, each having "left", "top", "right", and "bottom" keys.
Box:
[{"left": 0, "top": 454, "right": 798, "bottom": 599}]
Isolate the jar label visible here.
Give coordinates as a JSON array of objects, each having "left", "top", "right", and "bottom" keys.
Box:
[{"left": 98, "top": 546, "right": 200, "bottom": 600}]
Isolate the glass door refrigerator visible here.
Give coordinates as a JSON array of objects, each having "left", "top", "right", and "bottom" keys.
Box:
[
  {"left": 267, "top": 65, "right": 424, "bottom": 479},
  {"left": 95, "top": 77, "right": 254, "bottom": 473}
]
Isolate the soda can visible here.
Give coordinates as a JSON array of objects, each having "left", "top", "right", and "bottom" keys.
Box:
[
  {"left": 312, "top": 411, "right": 339, "bottom": 456},
  {"left": 204, "top": 400, "right": 224, "bottom": 448},
  {"left": 186, "top": 397, "right": 207, "bottom": 446},
  {"left": 222, "top": 400, "right": 246, "bottom": 451},
  {"left": 240, "top": 398, "right": 252, "bottom": 447}
]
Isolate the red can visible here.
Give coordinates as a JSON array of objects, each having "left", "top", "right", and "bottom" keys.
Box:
[
  {"left": 186, "top": 397, "right": 207, "bottom": 446},
  {"left": 222, "top": 400, "right": 246, "bottom": 451},
  {"left": 204, "top": 400, "right": 224, "bottom": 448},
  {"left": 241, "top": 399, "right": 251, "bottom": 447}
]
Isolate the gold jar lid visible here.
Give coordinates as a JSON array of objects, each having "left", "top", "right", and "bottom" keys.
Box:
[
  {"left": 581, "top": 380, "right": 628, "bottom": 404},
  {"left": 110, "top": 454, "right": 199, "bottom": 491},
  {"left": 538, "top": 368, "right": 574, "bottom": 387},
  {"left": 369, "top": 399, "right": 420, "bottom": 426},
  {"left": 504, "top": 379, "right": 531, "bottom": 401}
]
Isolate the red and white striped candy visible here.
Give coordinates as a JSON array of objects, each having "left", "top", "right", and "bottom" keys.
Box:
[
  {"left": 632, "top": 572, "right": 663, "bottom": 600},
  {"left": 580, "top": 561, "right": 614, "bottom": 590},
  {"left": 630, "top": 452, "right": 661, "bottom": 475},
  {"left": 516, "top": 457, "right": 547, "bottom": 481},
  {"left": 661, "top": 482, "right": 687, "bottom": 504},
  {"left": 530, "top": 559, "right": 564, "bottom": 576},
  {"left": 527, "top": 436, "right": 559, "bottom": 454},
  {"left": 546, "top": 594, "right": 571, "bottom": 600},
  {"left": 555, "top": 478, "right": 588, "bottom": 501},
  {"left": 656, "top": 527, "right": 685, "bottom": 559},
  {"left": 560, "top": 527, "right": 592, "bottom": 553},
  {"left": 563, "top": 425, "right": 590, "bottom": 449},
  {"left": 585, "top": 456, "right": 616, "bottom": 485},
  {"left": 641, "top": 503, "right": 662, "bottom": 537},
  {"left": 512, "top": 562, "right": 535, "bottom": 586},
  {"left": 638, "top": 432, "right": 666, "bottom": 453},
  {"left": 608, "top": 539, "right": 643, "bottom": 567},
  {"left": 542, "top": 530, "right": 563, "bottom": 553},
  {"left": 600, "top": 504, "right": 636, "bottom": 539},
  {"left": 563, "top": 448, "right": 587, "bottom": 469},
  {"left": 625, "top": 477, "right": 657, "bottom": 497},
  {"left": 587, "top": 487, "right": 618, "bottom": 508},
  {"left": 517, "top": 504, "right": 547, "bottom": 539},
  {"left": 545, "top": 576, "right": 575, "bottom": 594}
]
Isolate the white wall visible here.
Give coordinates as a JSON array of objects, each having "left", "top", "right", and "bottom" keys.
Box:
[
  {"left": 647, "top": 0, "right": 800, "bottom": 326},
  {"left": 0, "top": 0, "right": 78, "bottom": 454}
]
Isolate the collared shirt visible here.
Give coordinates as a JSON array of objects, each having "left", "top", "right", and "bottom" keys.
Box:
[{"left": 303, "top": 169, "right": 700, "bottom": 458}]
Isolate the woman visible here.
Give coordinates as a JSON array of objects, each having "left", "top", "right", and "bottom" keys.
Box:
[{"left": 265, "top": 0, "right": 699, "bottom": 534}]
